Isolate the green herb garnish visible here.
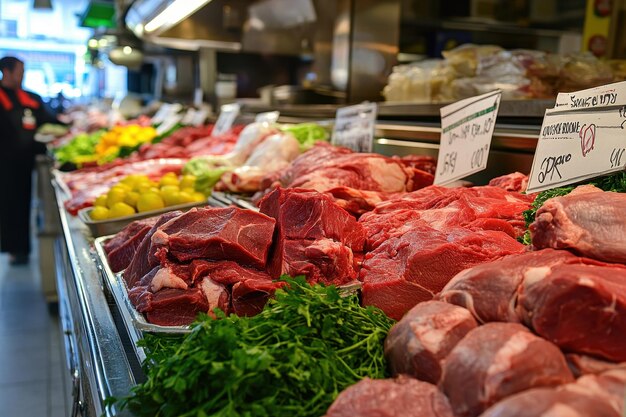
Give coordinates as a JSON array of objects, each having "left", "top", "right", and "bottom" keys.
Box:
[{"left": 113, "top": 277, "right": 393, "bottom": 417}]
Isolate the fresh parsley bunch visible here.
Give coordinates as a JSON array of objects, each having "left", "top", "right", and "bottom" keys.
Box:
[{"left": 115, "top": 277, "right": 394, "bottom": 417}]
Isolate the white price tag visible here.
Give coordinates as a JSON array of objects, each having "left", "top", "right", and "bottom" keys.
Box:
[
  {"left": 192, "top": 107, "right": 209, "bottom": 127},
  {"left": 435, "top": 90, "right": 502, "bottom": 185},
  {"left": 255, "top": 111, "right": 280, "bottom": 124},
  {"left": 181, "top": 108, "right": 197, "bottom": 126},
  {"left": 156, "top": 114, "right": 182, "bottom": 135},
  {"left": 151, "top": 104, "right": 171, "bottom": 125},
  {"left": 527, "top": 81, "right": 626, "bottom": 193},
  {"left": 331, "top": 102, "right": 377, "bottom": 153},
  {"left": 213, "top": 103, "right": 240, "bottom": 136}
]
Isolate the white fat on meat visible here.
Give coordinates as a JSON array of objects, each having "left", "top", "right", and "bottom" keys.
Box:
[
  {"left": 522, "top": 266, "right": 552, "bottom": 287},
  {"left": 484, "top": 331, "right": 534, "bottom": 397},
  {"left": 365, "top": 159, "right": 407, "bottom": 192},
  {"left": 150, "top": 268, "right": 188, "bottom": 292},
  {"left": 200, "top": 277, "right": 226, "bottom": 309},
  {"left": 151, "top": 229, "right": 169, "bottom": 246},
  {"left": 411, "top": 308, "right": 474, "bottom": 353}
]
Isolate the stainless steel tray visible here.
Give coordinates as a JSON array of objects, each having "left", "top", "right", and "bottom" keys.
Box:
[
  {"left": 94, "top": 236, "right": 190, "bottom": 362},
  {"left": 79, "top": 200, "right": 209, "bottom": 237},
  {"left": 212, "top": 191, "right": 259, "bottom": 211},
  {"left": 93, "top": 234, "right": 363, "bottom": 360}
]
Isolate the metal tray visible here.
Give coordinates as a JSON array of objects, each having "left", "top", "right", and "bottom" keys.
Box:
[
  {"left": 94, "top": 236, "right": 190, "bottom": 363},
  {"left": 79, "top": 200, "right": 210, "bottom": 237},
  {"left": 212, "top": 191, "right": 259, "bottom": 211}
]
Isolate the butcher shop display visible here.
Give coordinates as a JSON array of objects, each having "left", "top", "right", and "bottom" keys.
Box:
[{"left": 51, "top": 104, "right": 626, "bottom": 417}]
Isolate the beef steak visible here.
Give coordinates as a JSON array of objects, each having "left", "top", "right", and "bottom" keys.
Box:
[
  {"left": 360, "top": 226, "right": 524, "bottom": 320},
  {"left": 385, "top": 300, "right": 477, "bottom": 383},
  {"left": 150, "top": 207, "right": 276, "bottom": 268},
  {"left": 324, "top": 376, "right": 454, "bottom": 417},
  {"left": 104, "top": 217, "right": 157, "bottom": 272},
  {"left": 517, "top": 262, "right": 626, "bottom": 362},
  {"left": 530, "top": 185, "right": 626, "bottom": 263},
  {"left": 440, "top": 322, "right": 574, "bottom": 417}
]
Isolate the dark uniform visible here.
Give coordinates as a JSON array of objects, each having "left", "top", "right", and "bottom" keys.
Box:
[{"left": 0, "top": 86, "right": 57, "bottom": 257}]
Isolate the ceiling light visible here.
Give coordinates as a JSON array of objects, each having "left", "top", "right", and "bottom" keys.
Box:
[
  {"left": 123, "top": 46, "right": 132, "bottom": 55},
  {"left": 144, "top": 0, "right": 212, "bottom": 34}
]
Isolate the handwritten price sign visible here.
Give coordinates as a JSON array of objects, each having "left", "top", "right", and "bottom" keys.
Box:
[
  {"left": 332, "top": 102, "right": 377, "bottom": 153},
  {"left": 213, "top": 103, "right": 240, "bottom": 136},
  {"left": 434, "top": 90, "right": 502, "bottom": 185},
  {"left": 527, "top": 81, "right": 626, "bottom": 193}
]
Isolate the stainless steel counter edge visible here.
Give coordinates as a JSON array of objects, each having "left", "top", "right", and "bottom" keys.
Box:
[{"left": 54, "top": 183, "right": 137, "bottom": 417}]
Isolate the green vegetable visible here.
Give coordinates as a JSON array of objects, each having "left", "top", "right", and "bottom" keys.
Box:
[
  {"left": 183, "top": 158, "right": 233, "bottom": 195},
  {"left": 52, "top": 130, "right": 105, "bottom": 164},
  {"left": 520, "top": 171, "right": 626, "bottom": 244},
  {"left": 113, "top": 277, "right": 394, "bottom": 417},
  {"left": 280, "top": 123, "right": 329, "bottom": 152}
]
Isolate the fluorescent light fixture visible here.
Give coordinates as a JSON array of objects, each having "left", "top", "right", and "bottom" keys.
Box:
[{"left": 144, "top": 0, "right": 212, "bottom": 34}]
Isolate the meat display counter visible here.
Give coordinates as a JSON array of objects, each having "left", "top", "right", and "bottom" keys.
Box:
[{"left": 53, "top": 182, "right": 139, "bottom": 417}]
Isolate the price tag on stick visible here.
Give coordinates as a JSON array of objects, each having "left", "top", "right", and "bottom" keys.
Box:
[
  {"left": 255, "top": 111, "right": 280, "bottom": 124},
  {"left": 213, "top": 103, "right": 240, "bottom": 136},
  {"left": 434, "top": 90, "right": 502, "bottom": 185},
  {"left": 526, "top": 81, "right": 626, "bottom": 193},
  {"left": 332, "top": 102, "right": 377, "bottom": 153}
]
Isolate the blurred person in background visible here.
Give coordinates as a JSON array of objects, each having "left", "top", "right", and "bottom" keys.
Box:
[{"left": 0, "top": 56, "right": 62, "bottom": 265}]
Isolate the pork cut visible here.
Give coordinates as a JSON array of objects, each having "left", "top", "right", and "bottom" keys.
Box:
[
  {"left": 324, "top": 376, "right": 454, "bottom": 417},
  {"left": 440, "top": 322, "right": 574, "bottom": 417},
  {"left": 360, "top": 226, "right": 524, "bottom": 320},
  {"left": 517, "top": 262, "right": 626, "bottom": 362},
  {"left": 385, "top": 300, "right": 477, "bottom": 383},
  {"left": 530, "top": 185, "right": 626, "bottom": 263},
  {"left": 123, "top": 211, "right": 183, "bottom": 288},
  {"left": 104, "top": 217, "right": 157, "bottom": 272},
  {"left": 438, "top": 249, "right": 602, "bottom": 323},
  {"left": 478, "top": 387, "right": 620, "bottom": 417},
  {"left": 150, "top": 207, "right": 276, "bottom": 268}
]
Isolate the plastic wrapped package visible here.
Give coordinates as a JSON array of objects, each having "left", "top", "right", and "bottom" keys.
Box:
[
  {"left": 558, "top": 53, "right": 614, "bottom": 92},
  {"left": 442, "top": 44, "right": 504, "bottom": 77},
  {"left": 382, "top": 60, "right": 451, "bottom": 103}
]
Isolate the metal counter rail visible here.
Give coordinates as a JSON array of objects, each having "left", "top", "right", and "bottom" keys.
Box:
[{"left": 54, "top": 183, "right": 137, "bottom": 417}]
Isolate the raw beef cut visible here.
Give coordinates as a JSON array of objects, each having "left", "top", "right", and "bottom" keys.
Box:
[
  {"left": 478, "top": 387, "right": 620, "bottom": 417},
  {"left": 488, "top": 172, "right": 529, "bottom": 192},
  {"left": 530, "top": 185, "right": 626, "bottom": 263},
  {"left": 441, "top": 322, "right": 574, "bottom": 417},
  {"left": 128, "top": 287, "right": 210, "bottom": 326},
  {"left": 123, "top": 211, "right": 183, "bottom": 288},
  {"left": 267, "top": 142, "right": 434, "bottom": 215},
  {"left": 231, "top": 279, "right": 286, "bottom": 316},
  {"left": 190, "top": 260, "right": 271, "bottom": 285},
  {"left": 517, "top": 262, "right": 626, "bottom": 362},
  {"left": 150, "top": 207, "right": 276, "bottom": 268},
  {"left": 259, "top": 187, "right": 365, "bottom": 251},
  {"left": 198, "top": 277, "right": 230, "bottom": 316},
  {"left": 438, "top": 249, "right": 602, "bottom": 323},
  {"left": 360, "top": 226, "right": 524, "bottom": 320},
  {"left": 563, "top": 369, "right": 626, "bottom": 415},
  {"left": 104, "top": 218, "right": 158, "bottom": 272},
  {"left": 385, "top": 300, "right": 477, "bottom": 383},
  {"left": 324, "top": 376, "right": 454, "bottom": 417},
  {"left": 268, "top": 238, "right": 358, "bottom": 285},
  {"left": 360, "top": 185, "right": 533, "bottom": 250}
]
